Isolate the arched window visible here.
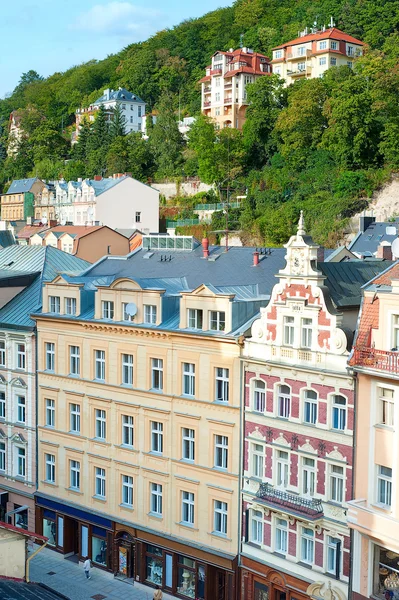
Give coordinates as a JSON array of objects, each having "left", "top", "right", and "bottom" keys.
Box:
[
  {"left": 277, "top": 385, "right": 291, "bottom": 418},
  {"left": 253, "top": 380, "right": 265, "bottom": 413},
  {"left": 332, "top": 395, "right": 346, "bottom": 430},
  {"left": 303, "top": 389, "right": 318, "bottom": 424}
]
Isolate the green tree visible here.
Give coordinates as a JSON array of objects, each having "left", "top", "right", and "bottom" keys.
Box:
[
  {"left": 73, "top": 118, "right": 92, "bottom": 162},
  {"left": 86, "top": 105, "right": 110, "bottom": 175},
  {"left": 149, "top": 94, "right": 184, "bottom": 179},
  {"left": 110, "top": 104, "right": 126, "bottom": 139},
  {"left": 188, "top": 114, "right": 219, "bottom": 183}
]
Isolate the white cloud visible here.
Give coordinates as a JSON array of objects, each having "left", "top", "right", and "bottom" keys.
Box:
[{"left": 72, "top": 1, "right": 162, "bottom": 36}]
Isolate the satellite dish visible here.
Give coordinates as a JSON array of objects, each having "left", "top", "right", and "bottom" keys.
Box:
[
  {"left": 125, "top": 302, "right": 137, "bottom": 317},
  {"left": 42, "top": 216, "right": 48, "bottom": 225},
  {"left": 391, "top": 238, "right": 399, "bottom": 258}
]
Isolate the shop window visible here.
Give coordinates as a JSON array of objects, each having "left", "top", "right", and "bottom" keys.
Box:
[
  {"left": 373, "top": 546, "right": 399, "bottom": 598},
  {"left": 146, "top": 544, "right": 163, "bottom": 585},
  {"left": 177, "top": 555, "right": 196, "bottom": 598},
  {"left": 303, "top": 389, "right": 318, "bottom": 424},
  {"left": 43, "top": 510, "right": 56, "bottom": 546},
  {"left": 81, "top": 525, "right": 89, "bottom": 557},
  {"left": 92, "top": 528, "right": 107, "bottom": 566},
  {"left": 57, "top": 516, "right": 64, "bottom": 547},
  {"left": 254, "top": 582, "right": 269, "bottom": 600},
  {"left": 253, "top": 379, "right": 266, "bottom": 413},
  {"left": 215, "top": 367, "right": 229, "bottom": 402}
]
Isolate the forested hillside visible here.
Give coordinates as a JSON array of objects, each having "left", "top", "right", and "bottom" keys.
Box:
[{"left": 1, "top": 0, "right": 399, "bottom": 246}]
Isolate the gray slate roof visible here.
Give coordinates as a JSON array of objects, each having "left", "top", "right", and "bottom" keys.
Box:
[
  {"left": 94, "top": 87, "right": 144, "bottom": 105},
  {"left": 349, "top": 220, "right": 399, "bottom": 256},
  {"left": 0, "top": 229, "right": 15, "bottom": 248},
  {"left": 5, "top": 177, "right": 41, "bottom": 194},
  {"left": 0, "top": 581, "right": 63, "bottom": 600}
]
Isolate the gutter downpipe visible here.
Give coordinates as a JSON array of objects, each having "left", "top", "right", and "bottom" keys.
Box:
[
  {"left": 348, "top": 366, "right": 357, "bottom": 600},
  {"left": 237, "top": 335, "right": 245, "bottom": 600}
]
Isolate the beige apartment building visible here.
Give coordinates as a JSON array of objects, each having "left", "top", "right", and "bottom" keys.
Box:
[
  {"left": 348, "top": 262, "right": 399, "bottom": 600},
  {"left": 1, "top": 178, "right": 45, "bottom": 222},
  {"left": 271, "top": 26, "right": 364, "bottom": 86}
]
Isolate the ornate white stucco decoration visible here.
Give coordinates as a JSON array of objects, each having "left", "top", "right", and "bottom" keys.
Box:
[
  {"left": 326, "top": 447, "right": 346, "bottom": 461},
  {"left": 251, "top": 427, "right": 266, "bottom": 442},
  {"left": 307, "top": 581, "right": 346, "bottom": 600},
  {"left": 274, "top": 433, "right": 290, "bottom": 447},
  {"left": 331, "top": 328, "right": 348, "bottom": 355},
  {"left": 299, "top": 440, "right": 317, "bottom": 454}
]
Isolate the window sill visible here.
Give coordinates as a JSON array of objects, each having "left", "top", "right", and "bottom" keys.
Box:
[
  {"left": 298, "top": 561, "right": 314, "bottom": 570},
  {"left": 177, "top": 522, "right": 198, "bottom": 531},
  {"left": 209, "top": 531, "right": 230, "bottom": 541},
  {"left": 212, "top": 466, "right": 228, "bottom": 473},
  {"left": 374, "top": 424, "right": 394, "bottom": 431},
  {"left": 93, "top": 379, "right": 105, "bottom": 384},
  {"left": 93, "top": 495, "right": 106, "bottom": 502},
  {"left": 180, "top": 458, "right": 195, "bottom": 464},
  {"left": 44, "top": 425, "right": 55, "bottom": 429},
  {"left": 42, "top": 480, "right": 57, "bottom": 487},
  {"left": 119, "top": 503, "right": 134, "bottom": 511},
  {"left": 92, "top": 438, "right": 109, "bottom": 445},
  {"left": 148, "top": 512, "right": 163, "bottom": 519},
  {"left": 181, "top": 394, "right": 195, "bottom": 400},
  {"left": 371, "top": 503, "right": 392, "bottom": 512},
  {"left": 68, "top": 431, "right": 81, "bottom": 436},
  {"left": 214, "top": 400, "right": 229, "bottom": 405},
  {"left": 149, "top": 388, "right": 163, "bottom": 394},
  {"left": 44, "top": 369, "right": 55, "bottom": 374},
  {"left": 67, "top": 487, "right": 83, "bottom": 495}
]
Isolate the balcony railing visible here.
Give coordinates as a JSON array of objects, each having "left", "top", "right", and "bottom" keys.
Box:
[
  {"left": 210, "top": 68, "right": 222, "bottom": 75},
  {"left": 203, "top": 101, "right": 211, "bottom": 107},
  {"left": 352, "top": 347, "right": 399, "bottom": 374},
  {"left": 224, "top": 97, "right": 232, "bottom": 104},
  {"left": 203, "top": 86, "right": 211, "bottom": 93},
  {"left": 256, "top": 483, "right": 324, "bottom": 519}
]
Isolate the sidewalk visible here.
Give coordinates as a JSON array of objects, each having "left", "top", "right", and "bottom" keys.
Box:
[{"left": 29, "top": 545, "right": 176, "bottom": 600}]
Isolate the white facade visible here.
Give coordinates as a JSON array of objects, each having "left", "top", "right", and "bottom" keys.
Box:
[{"left": 75, "top": 88, "right": 145, "bottom": 135}]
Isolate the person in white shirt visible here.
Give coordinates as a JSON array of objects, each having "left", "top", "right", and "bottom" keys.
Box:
[{"left": 83, "top": 557, "right": 91, "bottom": 579}]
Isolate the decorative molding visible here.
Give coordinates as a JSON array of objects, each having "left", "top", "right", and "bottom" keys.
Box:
[{"left": 307, "top": 581, "right": 346, "bottom": 600}]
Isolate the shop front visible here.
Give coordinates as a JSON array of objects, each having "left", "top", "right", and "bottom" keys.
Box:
[
  {"left": 35, "top": 495, "right": 114, "bottom": 571},
  {"left": 241, "top": 556, "right": 310, "bottom": 600},
  {"left": 114, "top": 523, "right": 237, "bottom": 599},
  {"left": 0, "top": 487, "right": 35, "bottom": 531}
]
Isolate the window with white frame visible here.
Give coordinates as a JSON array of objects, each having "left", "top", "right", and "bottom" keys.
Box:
[
  {"left": 302, "top": 457, "right": 316, "bottom": 496},
  {"left": 122, "top": 303, "right": 134, "bottom": 322},
  {"left": 331, "top": 57, "right": 337, "bottom": 66},
  {"left": 16, "top": 344, "right": 26, "bottom": 370},
  {"left": 122, "top": 474, "right": 133, "bottom": 506},
  {"left": 151, "top": 421, "right": 163, "bottom": 454},
  {"left": 182, "top": 427, "right": 195, "bottom": 461},
  {"left": 95, "top": 409, "right": 106, "bottom": 440},
  {"left": 135, "top": 211, "right": 141, "bottom": 223},
  {"left": 304, "top": 389, "right": 317, "bottom": 424},
  {"left": 277, "top": 384, "right": 291, "bottom": 418},
  {"left": 297, "top": 46, "right": 306, "bottom": 56},
  {"left": 332, "top": 395, "right": 347, "bottom": 430},
  {"left": 45, "top": 342, "right": 55, "bottom": 371},
  {"left": 102, "top": 300, "right": 114, "bottom": 320},
  {"left": 377, "top": 465, "right": 392, "bottom": 507},
  {"left": 297, "top": 61, "right": 306, "bottom": 72},
  {"left": 150, "top": 482, "right": 163, "bottom": 515},
  {"left": 151, "top": 358, "right": 163, "bottom": 390},
  {"left": 347, "top": 61, "right": 353, "bottom": 68},
  {"left": 182, "top": 491, "right": 195, "bottom": 525},
  {"left": 347, "top": 46, "right": 354, "bottom": 56},
  {"left": 49, "top": 296, "right": 61, "bottom": 313},
  {"left": 214, "top": 500, "right": 228, "bottom": 535},
  {"left": 0, "top": 392, "right": 5, "bottom": 419},
  {"left": 70, "top": 460, "right": 80, "bottom": 490},
  {"left": 122, "top": 415, "right": 134, "bottom": 446},
  {"left": 187, "top": 308, "right": 203, "bottom": 330},
  {"left": 276, "top": 450, "right": 289, "bottom": 488},
  {"left": 215, "top": 92, "right": 221, "bottom": 102},
  {"left": 209, "top": 311, "right": 225, "bottom": 331},
  {"left": 301, "top": 318, "right": 313, "bottom": 348},
  {"left": 331, "top": 41, "right": 338, "bottom": 50},
  {"left": 69, "top": 346, "right": 80, "bottom": 375},
  {"left": 122, "top": 354, "right": 133, "bottom": 385},
  {"left": 45, "top": 399, "right": 55, "bottom": 427},
  {"left": 274, "top": 50, "right": 282, "bottom": 59},
  {"left": 144, "top": 305, "right": 157, "bottom": 324},
  {"left": 251, "top": 443, "right": 264, "bottom": 479},
  {"left": 319, "top": 41, "right": 327, "bottom": 50},
  {"left": 253, "top": 379, "right": 266, "bottom": 413},
  {"left": 215, "top": 368, "right": 229, "bottom": 402},
  {"left": 301, "top": 527, "right": 314, "bottom": 563},
  {"left": 326, "top": 536, "right": 341, "bottom": 575},
  {"left": 182, "top": 363, "right": 195, "bottom": 396},
  {"left": 0, "top": 441, "right": 5, "bottom": 471},
  {"left": 275, "top": 518, "right": 288, "bottom": 554},
  {"left": 283, "top": 316, "right": 294, "bottom": 346},
  {"left": 16, "top": 396, "right": 25, "bottom": 423},
  {"left": 379, "top": 387, "right": 394, "bottom": 427},
  {"left": 0, "top": 340, "right": 5, "bottom": 366},
  {"left": 45, "top": 453, "right": 55, "bottom": 483},
  {"left": 95, "top": 350, "right": 105, "bottom": 381},
  {"left": 70, "top": 403, "right": 80, "bottom": 433},
  {"left": 16, "top": 446, "right": 26, "bottom": 478},
  {"left": 95, "top": 467, "right": 106, "bottom": 498},
  {"left": 329, "top": 464, "right": 345, "bottom": 503},
  {"left": 214, "top": 435, "right": 228, "bottom": 469},
  {"left": 319, "top": 57, "right": 327, "bottom": 65},
  {"left": 65, "top": 297, "right": 76, "bottom": 316},
  {"left": 250, "top": 509, "right": 263, "bottom": 544}
]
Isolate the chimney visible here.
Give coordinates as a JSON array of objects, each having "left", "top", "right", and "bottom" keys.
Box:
[
  {"left": 77, "top": 177, "right": 82, "bottom": 183},
  {"left": 377, "top": 242, "right": 392, "bottom": 260},
  {"left": 253, "top": 250, "right": 260, "bottom": 266},
  {"left": 107, "top": 245, "right": 111, "bottom": 254},
  {"left": 49, "top": 220, "right": 57, "bottom": 227},
  {"left": 103, "top": 88, "right": 110, "bottom": 100},
  {"left": 359, "top": 215, "right": 375, "bottom": 233},
  {"left": 94, "top": 175, "right": 102, "bottom": 181},
  {"left": 202, "top": 237, "right": 209, "bottom": 258},
  {"left": 317, "top": 246, "right": 325, "bottom": 263}
]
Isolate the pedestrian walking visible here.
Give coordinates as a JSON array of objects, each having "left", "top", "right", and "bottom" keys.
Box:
[
  {"left": 83, "top": 557, "right": 91, "bottom": 579},
  {"left": 153, "top": 585, "right": 163, "bottom": 600}
]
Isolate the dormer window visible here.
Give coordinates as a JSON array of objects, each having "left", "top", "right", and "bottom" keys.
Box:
[
  {"left": 331, "top": 41, "right": 338, "bottom": 50},
  {"left": 301, "top": 318, "right": 313, "bottom": 348},
  {"left": 122, "top": 303, "right": 134, "bottom": 322},
  {"left": 209, "top": 311, "right": 225, "bottom": 332},
  {"left": 65, "top": 297, "right": 76, "bottom": 316},
  {"left": 144, "top": 304, "right": 157, "bottom": 325},
  {"left": 102, "top": 301, "right": 114, "bottom": 320},
  {"left": 283, "top": 316, "right": 294, "bottom": 346},
  {"left": 187, "top": 308, "right": 203, "bottom": 330},
  {"left": 49, "top": 296, "right": 60, "bottom": 313},
  {"left": 274, "top": 50, "right": 283, "bottom": 59}
]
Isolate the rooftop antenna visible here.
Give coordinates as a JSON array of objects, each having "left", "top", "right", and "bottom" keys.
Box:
[
  {"left": 329, "top": 16, "right": 335, "bottom": 28},
  {"left": 239, "top": 33, "right": 244, "bottom": 48}
]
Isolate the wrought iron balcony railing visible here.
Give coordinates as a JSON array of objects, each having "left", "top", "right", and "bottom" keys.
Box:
[
  {"left": 256, "top": 483, "right": 323, "bottom": 519},
  {"left": 352, "top": 347, "right": 399, "bottom": 375}
]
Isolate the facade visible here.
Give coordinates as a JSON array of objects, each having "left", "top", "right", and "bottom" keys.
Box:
[
  {"left": 33, "top": 237, "right": 287, "bottom": 599},
  {"left": 0, "top": 246, "right": 89, "bottom": 533},
  {"left": 348, "top": 262, "right": 399, "bottom": 600},
  {"left": 1, "top": 178, "right": 46, "bottom": 222},
  {"left": 199, "top": 48, "right": 271, "bottom": 130},
  {"left": 240, "top": 216, "right": 390, "bottom": 600},
  {"left": 271, "top": 27, "right": 364, "bottom": 86},
  {"left": 0, "top": 521, "right": 46, "bottom": 580}
]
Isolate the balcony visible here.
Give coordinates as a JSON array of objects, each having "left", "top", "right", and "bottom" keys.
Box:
[
  {"left": 256, "top": 483, "right": 323, "bottom": 520},
  {"left": 203, "top": 86, "right": 211, "bottom": 93},
  {"left": 352, "top": 347, "right": 399, "bottom": 375},
  {"left": 287, "top": 49, "right": 312, "bottom": 60},
  {"left": 203, "top": 101, "right": 211, "bottom": 107},
  {"left": 224, "top": 81, "right": 232, "bottom": 87},
  {"left": 224, "top": 97, "right": 232, "bottom": 105},
  {"left": 287, "top": 66, "right": 311, "bottom": 77},
  {"left": 210, "top": 68, "right": 222, "bottom": 75}
]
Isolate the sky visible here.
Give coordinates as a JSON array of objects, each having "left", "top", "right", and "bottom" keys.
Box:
[{"left": 0, "top": 0, "right": 231, "bottom": 98}]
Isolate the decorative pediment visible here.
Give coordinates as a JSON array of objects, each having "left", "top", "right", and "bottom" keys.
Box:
[
  {"left": 274, "top": 433, "right": 290, "bottom": 448},
  {"left": 250, "top": 427, "right": 266, "bottom": 442},
  {"left": 11, "top": 433, "right": 26, "bottom": 444},
  {"left": 11, "top": 377, "right": 26, "bottom": 388},
  {"left": 186, "top": 283, "right": 234, "bottom": 298},
  {"left": 110, "top": 278, "right": 142, "bottom": 291},
  {"left": 299, "top": 440, "right": 317, "bottom": 454},
  {"left": 326, "top": 447, "right": 346, "bottom": 462},
  {"left": 49, "top": 275, "right": 70, "bottom": 286},
  {"left": 307, "top": 581, "right": 346, "bottom": 600}
]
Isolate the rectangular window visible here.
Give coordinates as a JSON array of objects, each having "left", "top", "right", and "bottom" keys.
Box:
[
  {"left": 209, "top": 311, "right": 225, "bottom": 331},
  {"left": 275, "top": 518, "right": 288, "bottom": 554},
  {"left": 187, "top": 308, "right": 203, "bottom": 329},
  {"left": 102, "top": 301, "right": 114, "bottom": 320},
  {"left": 301, "top": 318, "right": 312, "bottom": 348},
  {"left": 144, "top": 305, "right": 157, "bottom": 324},
  {"left": 347, "top": 46, "right": 354, "bottom": 56},
  {"left": 182, "top": 363, "right": 195, "bottom": 396},
  {"left": 0, "top": 340, "right": 5, "bottom": 366},
  {"left": 332, "top": 395, "right": 347, "bottom": 430},
  {"left": 150, "top": 482, "right": 163, "bottom": 515},
  {"left": 45, "top": 453, "right": 55, "bottom": 483},
  {"left": 302, "top": 457, "right": 316, "bottom": 497},
  {"left": 253, "top": 380, "right": 266, "bottom": 412},
  {"left": 274, "top": 50, "right": 282, "bottom": 59},
  {"left": 347, "top": 61, "right": 353, "bottom": 68},
  {"left": 319, "top": 41, "right": 327, "bottom": 50},
  {"left": 181, "top": 491, "right": 195, "bottom": 525},
  {"left": 49, "top": 296, "right": 60, "bottom": 313},
  {"left": 319, "top": 57, "right": 327, "bottom": 65},
  {"left": 331, "top": 57, "right": 337, "bottom": 66},
  {"left": 304, "top": 390, "right": 317, "bottom": 424},
  {"left": 283, "top": 316, "right": 294, "bottom": 346},
  {"left": 379, "top": 388, "right": 394, "bottom": 426},
  {"left": 122, "top": 302, "right": 135, "bottom": 322},
  {"left": 214, "top": 500, "right": 228, "bottom": 535},
  {"left": 138, "top": 106, "right": 142, "bottom": 117},
  {"left": 135, "top": 212, "right": 141, "bottom": 223},
  {"left": 122, "top": 474, "right": 134, "bottom": 506},
  {"left": 130, "top": 115, "right": 133, "bottom": 123},
  {"left": 214, "top": 435, "right": 228, "bottom": 469},
  {"left": 151, "top": 421, "right": 163, "bottom": 454},
  {"left": 122, "top": 415, "right": 134, "bottom": 446},
  {"left": 215, "top": 368, "right": 229, "bottom": 402},
  {"left": 95, "top": 409, "right": 106, "bottom": 440},
  {"left": 65, "top": 297, "right": 76, "bottom": 316},
  {"left": 0, "top": 392, "right": 5, "bottom": 420},
  {"left": 182, "top": 428, "right": 195, "bottom": 461},
  {"left": 330, "top": 464, "right": 344, "bottom": 503},
  {"left": 297, "top": 46, "right": 306, "bottom": 56},
  {"left": 122, "top": 354, "right": 133, "bottom": 385},
  {"left": 252, "top": 443, "right": 264, "bottom": 479},
  {"left": 327, "top": 536, "right": 341, "bottom": 574},
  {"left": 95, "top": 467, "right": 106, "bottom": 498},
  {"left": 16, "top": 396, "right": 25, "bottom": 423},
  {"left": 377, "top": 465, "right": 392, "bottom": 507},
  {"left": 69, "top": 346, "right": 80, "bottom": 376},
  {"left": 276, "top": 450, "right": 289, "bottom": 488},
  {"left": 17, "top": 344, "right": 26, "bottom": 370},
  {"left": 0, "top": 442, "right": 5, "bottom": 471},
  {"left": 70, "top": 403, "right": 80, "bottom": 433},
  {"left": 45, "top": 399, "right": 55, "bottom": 427},
  {"left": 95, "top": 350, "right": 105, "bottom": 381},
  {"left": 45, "top": 342, "right": 55, "bottom": 371},
  {"left": 301, "top": 527, "right": 314, "bottom": 564},
  {"left": 215, "top": 92, "right": 221, "bottom": 102},
  {"left": 151, "top": 358, "right": 163, "bottom": 390},
  {"left": 250, "top": 509, "right": 263, "bottom": 544},
  {"left": 331, "top": 41, "right": 338, "bottom": 50},
  {"left": 297, "top": 61, "right": 306, "bottom": 72},
  {"left": 16, "top": 447, "right": 26, "bottom": 478},
  {"left": 70, "top": 460, "right": 80, "bottom": 490},
  {"left": 277, "top": 385, "right": 291, "bottom": 418}
]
